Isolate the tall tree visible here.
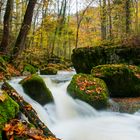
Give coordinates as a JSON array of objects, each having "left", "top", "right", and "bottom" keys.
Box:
[
  {"left": 0, "top": 0, "right": 13, "bottom": 53},
  {"left": 75, "top": 0, "right": 94, "bottom": 48},
  {"left": 100, "top": 0, "right": 107, "bottom": 40},
  {"left": 0, "top": 0, "right": 4, "bottom": 25},
  {"left": 107, "top": 0, "right": 112, "bottom": 39},
  {"left": 51, "top": 0, "right": 67, "bottom": 56},
  {"left": 134, "top": 0, "right": 139, "bottom": 33},
  {"left": 125, "top": 0, "right": 131, "bottom": 33},
  {"left": 12, "top": 0, "right": 37, "bottom": 59}
]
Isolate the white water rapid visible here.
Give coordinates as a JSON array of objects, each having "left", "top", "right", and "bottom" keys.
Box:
[{"left": 8, "top": 71, "right": 140, "bottom": 140}]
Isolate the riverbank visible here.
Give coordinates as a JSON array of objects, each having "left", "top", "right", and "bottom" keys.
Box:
[{"left": 0, "top": 63, "right": 20, "bottom": 81}]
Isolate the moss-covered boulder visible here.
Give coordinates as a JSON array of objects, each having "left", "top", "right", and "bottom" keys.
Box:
[
  {"left": 19, "top": 74, "right": 53, "bottom": 105},
  {"left": 22, "top": 63, "right": 37, "bottom": 75},
  {"left": 0, "top": 90, "right": 19, "bottom": 139},
  {"left": 67, "top": 74, "right": 109, "bottom": 109},
  {"left": 72, "top": 46, "right": 140, "bottom": 73},
  {"left": 47, "top": 63, "right": 68, "bottom": 70},
  {"left": 40, "top": 67, "right": 58, "bottom": 75},
  {"left": 91, "top": 64, "right": 140, "bottom": 97},
  {"left": 40, "top": 63, "right": 69, "bottom": 75}
]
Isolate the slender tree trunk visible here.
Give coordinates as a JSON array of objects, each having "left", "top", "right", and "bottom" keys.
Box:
[
  {"left": 0, "top": 1, "right": 3, "bottom": 25},
  {"left": 0, "top": 0, "right": 13, "bottom": 53},
  {"left": 135, "top": 0, "right": 138, "bottom": 33},
  {"left": 75, "top": 0, "right": 94, "bottom": 48},
  {"left": 12, "top": 0, "right": 37, "bottom": 59},
  {"left": 51, "top": 0, "right": 67, "bottom": 56},
  {"left": 29, "top": 1, "right": 43, "bottom": 48},
  {"left": 40, "top": 0, "right": 49, "bottom": 48},
  {"left": 68, "top": 0, "right": 71, "bottom": 59},
  {"left": 125, "top": 0, "right": 131, "bottom": 34},
  {"left": 100, "top": 0, "right": 107, "bottom": 40},
  {"left": 107, "top": 0, "right": 112, "bottom": 39}
]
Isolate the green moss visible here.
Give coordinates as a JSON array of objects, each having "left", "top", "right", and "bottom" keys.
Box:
[
  {"left": 0, "top": 57, "right": 7, "bottom": 73},
  {"left": 23, "top": 64, "right": 37, "bottom": 74},
  {"left": 40, "top": 63, "right": 68, "bottom": 75},
  {"left": 47, "top": 63, "right": 68, "bottom": 70},
  {"left": 0, "top": 91, "right": 19, "bottom": 139},
  {"left": 72, "top": 46, "right": 140, "bottom": 73},
  {"left": 40, "top": 67, "right": 57, "bottom": 75},
  {"left": 67, "top": 74, "right": 109, "bottom": 109},
  {"left": 19, "top": 74, "right": 53, "bottom": 105},
  {"left": 91, "top": 64, "right": 140, "bottom": 97}
]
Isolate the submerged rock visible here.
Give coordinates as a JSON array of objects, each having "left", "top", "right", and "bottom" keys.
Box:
[
  {"left": 40, "top": 67, "right": 58, "bottom": 75},
  {"left": 110, "top": 97, "right": 140, "bottom": 113},
  {"left": 91, "top": 64, "right": 140, "bottom": 97},
  {"left": 40, "top": 63, "right": 69, "bottom": 75},
  {"left": 67, "top": 74, "right": 109, "bottom": 109},
  {"left": 0, "top": 90, "right": 19, "bottom": 139},
  {"left": 19, "top": 74, "right": 53, "bottom": 105}
]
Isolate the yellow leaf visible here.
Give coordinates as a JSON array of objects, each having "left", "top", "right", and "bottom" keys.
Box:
[{"left": 0, "top": 90, "right": 7, "bottom": 102}]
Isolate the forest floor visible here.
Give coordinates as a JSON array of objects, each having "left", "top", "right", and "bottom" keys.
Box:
[{"left": 0, "top": 63, "right": 21, "bottom": 81}]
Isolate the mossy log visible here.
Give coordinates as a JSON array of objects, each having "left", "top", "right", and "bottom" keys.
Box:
[
  {"left": 1, "top": 82, "right": 59, "bottom": 139},
  {"left": 0, "top": 90, "right": 19, "bottom": 139}
]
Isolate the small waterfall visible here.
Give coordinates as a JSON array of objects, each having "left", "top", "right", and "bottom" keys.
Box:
[{"left": 7, "top": 72, "right": 140, "bottom": 140}]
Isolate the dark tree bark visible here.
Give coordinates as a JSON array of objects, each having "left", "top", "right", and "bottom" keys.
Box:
[
  {"left": 12, "top": 0, "right": 37, "bottom": 59},
  {"left": 125, "top": 0, "right": 131, "bottom": 33},
  {"left": 0, "top": 0, "right": 13, "bottom": 53}
]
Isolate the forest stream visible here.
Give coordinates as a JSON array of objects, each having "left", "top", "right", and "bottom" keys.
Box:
[{"left": 4, "top": 71, "right": 140, "bottom": 140}]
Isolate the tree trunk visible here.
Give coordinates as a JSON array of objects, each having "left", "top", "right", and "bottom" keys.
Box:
[
  {"left": 107, "top": 0, "right": 112, "bottom": 39},
  {"left": 125, "top": 0, "right": 131, "bottom": 34},
  {"left": 12, "top": 0, "right": 37, "bottom": 59},
  {"left": 51, "top": 0, "right": 67, "bottom": 56},
  {"left": 0, "top": 0, "right": 13, "bottom": 53},
  {"left": 0, "top": 0, "right": 4, "bottom": 25},
  {"left": 100, "top": 0, "right": 107, "bottom": 40},
  {"left": 134, "top": 0, "right": 138, "bottom": 33},
  {"left": 75, "top": 0, "right": 94, "bottom": 48}
]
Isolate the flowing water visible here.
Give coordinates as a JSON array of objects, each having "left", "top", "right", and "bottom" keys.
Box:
[{"left": 8, "top": 71, "right": 140, "bottom": 140}]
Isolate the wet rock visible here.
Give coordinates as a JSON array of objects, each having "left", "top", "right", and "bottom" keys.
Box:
[
  {"left": 91, "top": 64, "right": 140, "bottom": 97},
  {"left": 67, "top": 74, "right": 109, "bottom": 109},
  {"left": 40, "top": 67, "right": 58, "bottom": 75},
  {"left": 19, "top": 74, "right": 53, "bottom": 105}
]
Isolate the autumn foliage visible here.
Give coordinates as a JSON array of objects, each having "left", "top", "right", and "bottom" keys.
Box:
[{"left": 3, "top": 119, "right": 58, "bottom": 140}]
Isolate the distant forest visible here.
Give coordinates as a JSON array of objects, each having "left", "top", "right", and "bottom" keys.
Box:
[{"left": 0, "top": 0, "right": 140, "bottom": 60}]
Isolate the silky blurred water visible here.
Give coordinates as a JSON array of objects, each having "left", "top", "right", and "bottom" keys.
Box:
[{"left": 8, "top": 71, "right": 140, "bottom": 140}]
